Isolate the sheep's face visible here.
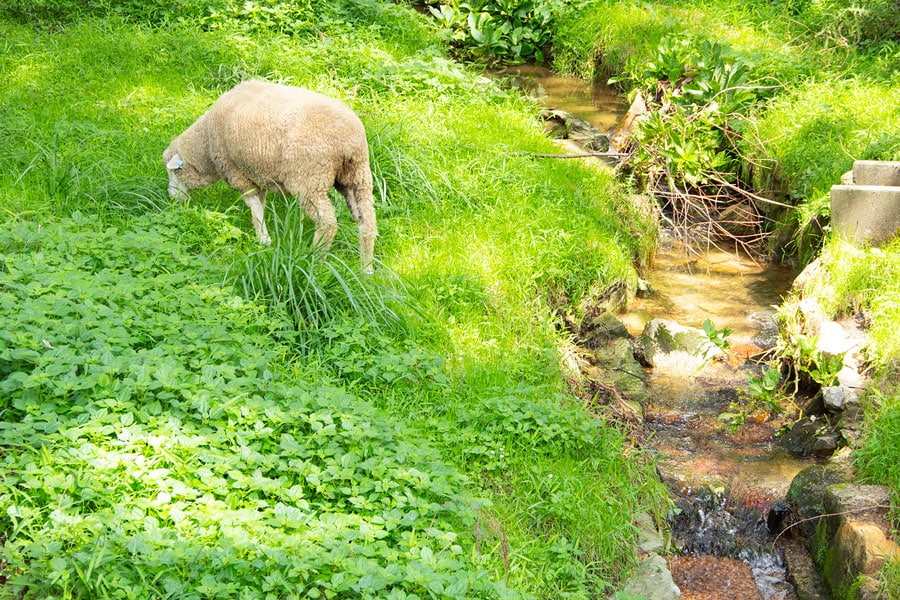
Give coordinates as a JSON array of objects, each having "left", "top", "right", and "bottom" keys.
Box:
[{"left": 165, "top": 153, "right": 190, "bottom": 202}]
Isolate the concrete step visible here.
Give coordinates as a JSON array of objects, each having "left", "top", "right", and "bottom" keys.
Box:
[
  {"left": 852, "top": 160, "right": 900, "bottom": 186},
  {"left": 830, "top": 161, "right": 900, "bottom": 246}
]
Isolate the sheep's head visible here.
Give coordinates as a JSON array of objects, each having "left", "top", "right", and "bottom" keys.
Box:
[{"left": 164, "top": 150, "right": 190, "bottom": 202}]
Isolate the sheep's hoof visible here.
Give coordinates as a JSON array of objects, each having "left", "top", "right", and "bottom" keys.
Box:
[{"left": 259, "top": 236, "right": 272, "bottom": 246}]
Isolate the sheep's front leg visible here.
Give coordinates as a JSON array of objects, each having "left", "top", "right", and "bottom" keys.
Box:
[{"left": 243, "top": 190, "right": 271, "bottom": 245}]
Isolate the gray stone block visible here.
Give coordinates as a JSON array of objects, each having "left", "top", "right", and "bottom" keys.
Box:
[
  {"left": 830, "top": 184, "right": 900, "bottom": 246},
  {"left": 616, "top": 554, "right": 680, "bottom": 600},
  {"left": 853, "top": 160, "right": 900, "bottom": 186}
]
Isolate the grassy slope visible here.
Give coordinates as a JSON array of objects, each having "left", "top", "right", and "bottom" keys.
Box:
[
  {"left": 552, "top": 0, "right": 900, "bottom": 229},
  {"left": 0, "top": 3, "right": 668, "bottom": 599},
  {"left": 550, "top": 0, "right": 900, "bottom": 369}
]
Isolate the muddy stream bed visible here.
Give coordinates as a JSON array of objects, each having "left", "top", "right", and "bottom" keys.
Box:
[{"left": 497, "top": 65, "right": 821, "bottom": 599}]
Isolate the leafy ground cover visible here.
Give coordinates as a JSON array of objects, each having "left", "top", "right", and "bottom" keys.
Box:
[
  {"left": 0, "top": 215, "right": 495, "bottom": 599},
  {"left": 0, "top": 1, "right": 669, "bottom": 598}
]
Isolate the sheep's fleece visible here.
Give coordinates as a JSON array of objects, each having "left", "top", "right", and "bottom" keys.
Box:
[{"left": 163, "top": 80, "right": 377, "bottom": 273}]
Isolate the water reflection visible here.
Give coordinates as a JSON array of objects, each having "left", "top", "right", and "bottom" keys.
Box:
[
  {"left": 620, "top": 236, "right": 794, "bottom": 344},
  {"left": 489, "top": 64, "right": 627, "bottom": 132}
]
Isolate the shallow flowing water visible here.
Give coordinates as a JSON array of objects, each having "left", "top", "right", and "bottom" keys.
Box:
[
  {"left": 489, "top": 63, "right": 627, "bottom": 132},
  {"left": 620, "top": 237, "right": 816, "bottom": 600},
  {"left": 500, "top": 66, "right": 822, "bottom": 598}
]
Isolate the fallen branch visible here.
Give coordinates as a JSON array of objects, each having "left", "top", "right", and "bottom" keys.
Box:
[
  {"left": 509, "top": 150, "right": 630, "bottom": 159},
  {"left": 709, "top": 175, "right": 797, "bottom": 210},
  {"left": 773, "top": 503, "right": 900, "bottom": 547}
]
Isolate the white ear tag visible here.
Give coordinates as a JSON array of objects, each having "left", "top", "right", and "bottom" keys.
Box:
[{"left": 166, "top": 155, "right": 184, "bottom": 170}]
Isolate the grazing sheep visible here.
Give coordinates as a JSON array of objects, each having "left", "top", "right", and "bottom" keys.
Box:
[{"left": 163, "top": 80, "right": 377, "bottom": 273}]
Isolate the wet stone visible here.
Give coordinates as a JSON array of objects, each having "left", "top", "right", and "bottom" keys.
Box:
[
  {"left": 541, "top": 109, "right": 611, "bottom": 150},
  {"left": 635, "top": 318, "right": 723, "bottom": 372},
  {"left": 782, "top": 539, "right": 828, "bottom": 600},
  {"left": 778, "top": 417, "right": 841, "bottom": 458},
  {"left": 616, "top": 553, "right": 681, "bottom": 600},
  {"left": 766, "top": 501, "right": 792, "bottom": 535},
  {"left": 748, "top": 311, "right": 780, "bottom": 350}
]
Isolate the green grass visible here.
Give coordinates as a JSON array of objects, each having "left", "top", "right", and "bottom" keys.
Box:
[
  {"left": 550, "top": 0, "right": 900, "bottom": 260},
  {"left": 793, "top": 238, "right": 900, "bottom": 367},
  {"left": 0, "top": 2, "right": 668, "bottom": 598}
]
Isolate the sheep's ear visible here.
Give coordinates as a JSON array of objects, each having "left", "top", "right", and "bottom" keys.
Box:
[{"left": 166, "top": 154, "right": 184, "bottom": 170}]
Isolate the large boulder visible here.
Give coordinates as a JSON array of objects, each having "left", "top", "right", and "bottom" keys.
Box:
[
  {"left": 634, "top": 318, "right": 723, "bottom": 373},
  {"left": 814, "top": 484, "right": 900, "bottom": 599}
]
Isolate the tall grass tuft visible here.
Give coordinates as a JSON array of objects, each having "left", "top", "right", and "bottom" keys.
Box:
[
  {"left": 89, "top": 176, "right": 172, "bottom": 215},
  {"left": 229, "top": 199, "right": 411, "bottom": 343},
  {"left": 367, "top": 121, "right": 441, "bottom": 211}
]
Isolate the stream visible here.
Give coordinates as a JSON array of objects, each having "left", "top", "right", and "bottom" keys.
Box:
[
  {"left": 497, "top": 64, "right": 821, "bottom": 599},
  {"left": 620, "top": 241, "right": 815, "bottom": 600}
]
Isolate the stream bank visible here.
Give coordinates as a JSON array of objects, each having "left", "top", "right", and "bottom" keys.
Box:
[
  {"left": 498, "top": 64, "right": 896, "bottom": 599},
  {"left": 504, "top": 65, "right": 816, "bottom": 598}
]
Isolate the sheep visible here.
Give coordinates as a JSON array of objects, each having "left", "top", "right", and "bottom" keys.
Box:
[{"left": 163, "top": 79, "right": 377, "bottom": 273}]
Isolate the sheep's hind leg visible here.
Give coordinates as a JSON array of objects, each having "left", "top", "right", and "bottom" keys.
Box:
[
  {"left": 342, "top": 187, "right": 377, "bottom": 275},
  {"left": 243, "top": 189, "right": 271, "bottom": 245},
  {"left": 298, "top": 193, "right": 337, "bottom": 253}
]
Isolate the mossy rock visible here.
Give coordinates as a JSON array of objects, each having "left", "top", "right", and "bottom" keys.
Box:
[
  {"left": 589, "top": 337, "right": 646, "bottom": 401},
  {"left": 787, "top": 463, "right": 852, "bottom": 540}
]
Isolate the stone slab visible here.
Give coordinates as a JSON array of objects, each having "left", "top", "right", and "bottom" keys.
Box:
[
  {"left": 853, "top": 160, "right": 900, "bottom": 186},
  {"left": 830, "top": 184, "right": 900, "bottom": 246},
  {"left": 783, "top": 539, "right": 830, "bottom": 600},
  {"left": 822, "top": 483, "right": 893, "bottom": 539}
]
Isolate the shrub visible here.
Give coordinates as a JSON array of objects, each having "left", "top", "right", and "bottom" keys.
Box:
[
  {"left": 612, "top": 35, "right": 777, "bottom": 250},
  {"left": 426, "top": 0, "right": 567, "bottom": 63}
]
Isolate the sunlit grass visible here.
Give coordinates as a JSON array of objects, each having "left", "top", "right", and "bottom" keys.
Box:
[
  {"left": 751, "top": 77, "right": 900, "bottom": 202},
  {"left": 551, "top": 0, "right": 900, "bottom": 264},
  {"left": 806, "top": 238, "right": 900, "bottom": 366},
  {"left": 0, "top": 6, "right": 670, "bottom": 598}
]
